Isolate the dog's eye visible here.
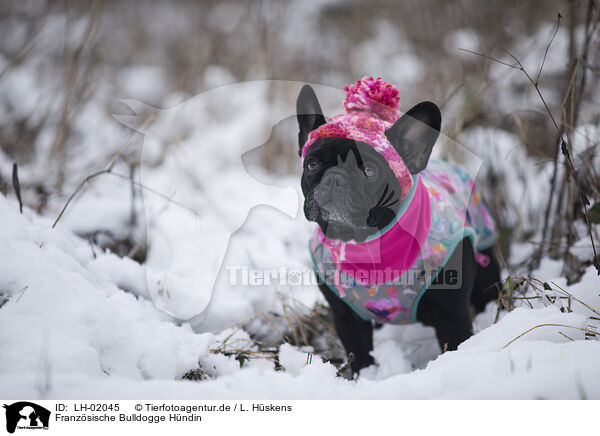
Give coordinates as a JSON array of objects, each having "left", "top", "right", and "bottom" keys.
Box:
[
  {"left": 364, "top": 165, "right": 377, "bottom": 179},
  {"left": 306, "top": 160, "right": 319, "bottom": 171}
]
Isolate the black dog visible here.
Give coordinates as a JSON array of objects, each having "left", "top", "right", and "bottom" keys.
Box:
[{"left": 296, "top": 84, "right": 501, "bottom": 374}]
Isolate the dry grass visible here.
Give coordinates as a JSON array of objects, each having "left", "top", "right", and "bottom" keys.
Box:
[
  {"left": 495, "top": 273, "right": 600, "bottom": 348},
  {"left": 200, "top": 294, "right": 346, "bottom": 375}
]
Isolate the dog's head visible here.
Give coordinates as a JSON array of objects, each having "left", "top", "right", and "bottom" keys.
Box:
[{"left": 297, "top": 84, "right": 441, "bottom": 242}]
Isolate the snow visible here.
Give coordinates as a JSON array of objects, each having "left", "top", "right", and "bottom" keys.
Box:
[
  {"left": 1, "top": 170, "right": 599, "bottom": 399},
  {"left": 0, "top": 4, "right": 599, "bottom": 399},
  {"left": 445, "top": 28, "right": 481, "bottom": 55},
  {"left": 0, "top": 195, "right": 213, "bottom": 383},
  {"left": 458, "top": 126, "right": 553, "bottom": 235},
  {"left": 351, "top": 20, "right": 424, "bottom": 88}
]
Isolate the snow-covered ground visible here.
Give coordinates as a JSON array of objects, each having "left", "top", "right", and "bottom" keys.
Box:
[
  {"left": 1, "top": 187, "right": 599, "bottom": 399},
  {"left": 1, "top": 80, "right": 599, "bottom": 399},
  {"left": 1, "top": 3, "right": 599, "bottom": 399}
]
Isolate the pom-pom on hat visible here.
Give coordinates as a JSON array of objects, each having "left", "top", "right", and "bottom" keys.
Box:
[{"left": 301, "top": 76, "right": 414, "bottom": 199}]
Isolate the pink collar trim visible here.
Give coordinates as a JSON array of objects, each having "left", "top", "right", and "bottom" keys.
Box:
[{"left": 317, "top": 175, "right": 431, "bottom": 287}]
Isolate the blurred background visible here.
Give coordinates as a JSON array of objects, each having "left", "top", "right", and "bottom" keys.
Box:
[
  {"left": 0, "top": 0, "right": 599, "bottom": 392},
  {"left": 0, "top": 0, "right": 598, "bottom": 288}
]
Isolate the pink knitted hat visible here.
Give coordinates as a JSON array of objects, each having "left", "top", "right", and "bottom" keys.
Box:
[{"left": 300, "top": 76, "right": 414, "bottom": 199}]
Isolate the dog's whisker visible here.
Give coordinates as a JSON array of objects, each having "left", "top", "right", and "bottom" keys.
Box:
[
  {"left": 383, "top": 198, "right": 399, "bottom": 209},
  {"left": 383, "top": 189, "right": 395, "bottom": 206},
  {"left": 376, "top": 185, "right": 389, "bottom": 206}
]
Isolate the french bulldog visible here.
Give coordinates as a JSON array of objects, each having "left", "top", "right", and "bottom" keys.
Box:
[{"left": 296, "top": 81, "right": 501, "bottom": 374}]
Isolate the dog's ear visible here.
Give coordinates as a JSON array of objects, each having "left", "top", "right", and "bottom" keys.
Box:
[
  {"left": 385, "top": 101, "right": 441, "bottom": 174},
  {"left": 296, "top": 85, "right": 326, "bottom": 156}
]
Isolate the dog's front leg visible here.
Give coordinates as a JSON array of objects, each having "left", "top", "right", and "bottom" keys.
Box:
[
  {"left": 317, "top": 282, "right": 374, "bottom": 374},
  {"left": 421, "top": 298, "right": 473, "bottom": 351}
]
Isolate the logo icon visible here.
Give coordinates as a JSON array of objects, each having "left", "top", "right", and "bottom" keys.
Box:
[{"left": 3, "top": 402, "right": 50, "bottom": 434}]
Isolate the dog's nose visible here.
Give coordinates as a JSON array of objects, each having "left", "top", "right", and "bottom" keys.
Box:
[{"left": 321, "top": 170, "right": 348, "bottom": 187}]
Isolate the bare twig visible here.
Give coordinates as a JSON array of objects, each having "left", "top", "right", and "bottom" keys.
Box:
[
  {"left": 463, "top": 9, "right": 600, "bottom": 274},
  {"left": 12, "top": 163, "right": 23, "bottom": 214},
  {"left": 336, "top": 352, "right": 355, "bottom": 377},
  {"left": 210, "top": 311, "right": 287, "bottom": 344},
  {"left": 0, "top": 19, "right": 47, "bottom": 81},
  {"left": 51, "top": 114, "right": 155, "bottom": 228},
  {"left": 52, "top": 168, "right": 111, "bottom": 228},
  {"left": 535, "top": 13, "right": 562, "bottom": 84},
  {"left": 503, "top": 49, "right": 562, "bottom": 132},
  {"left": 558, "top": 331, "right": 575, "bottom": 341},
  {"left": 457, "top": 48, "right": 519, "bottom": 69},
  {"left": 502, "top": 323, "right": 597, "bottom": 349},
  {"left": 52, "top": 0, "right": 104, "bottom": 192}
]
